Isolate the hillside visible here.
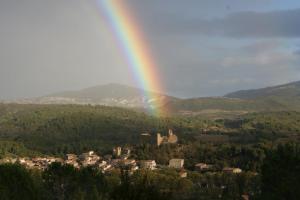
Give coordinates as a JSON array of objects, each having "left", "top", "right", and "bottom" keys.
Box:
[
  {"left": 0, "top": 104, "right": 300, "bottom": 157},
  {"left": 224, "top": 81, "right": 300, "bottom": 111},
  {"left": 225, "top": 81, "right": 300, "bottom": 99},
  {"left": 12, "top": 83, "right": 177, "bottom": 109},
  {"left": 164, "top": 81, "right": 300, "bottom": 116},
  {"left": 0, "top": 103, "right": 217, "bottom": 156},
  {"left": 167, "top": 97, "right": 289, "bottom": 116},
  {"left": 7, "top": 80, "right": 300, "bottom": 116}
]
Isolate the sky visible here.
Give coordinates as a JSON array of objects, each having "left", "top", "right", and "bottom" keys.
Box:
[{"left": 1, "top": 0, "right": 300, "bottom": 99}]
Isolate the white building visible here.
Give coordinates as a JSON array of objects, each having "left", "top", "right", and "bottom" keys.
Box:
[
  {"left": 139, "top": 160, "right": 157, "bottom": 170},
  {"left": 195, "top": 163, "right": 213, "bottom": 172}
]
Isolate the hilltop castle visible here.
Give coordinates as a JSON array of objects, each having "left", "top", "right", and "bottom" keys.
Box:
[{"left": 157, "top": 129, "right": 178, "bottom": 146}]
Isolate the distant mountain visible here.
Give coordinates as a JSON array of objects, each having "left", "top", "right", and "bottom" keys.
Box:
[
  {"left": 225, "top": 81, "right": 300, "bottom": 99},
  {"left": 166, "top": 81, "right": 300, "bottom": 116},
  {"left": 8, "top": 81, "right": 300, "bottom": 117},
  {"left": 13, "top": 83, "right": 178, "bottom": 109},
  {"left": 224, "top": 81, "right": 300, "bottom": 110}
]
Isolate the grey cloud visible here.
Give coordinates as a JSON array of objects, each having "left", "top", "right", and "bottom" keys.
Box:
[
  {"left": 160, "top": 40, "right": 300, "bottom": 97},
  {"left": 240, "top": 41, "right": 281, "bottom": 54},
  {"left": 0, "top": 0, "right": 134, "bottom": 100},
  {"left": 203, "top": 9, "right": 300, "bottom": 38},
  {"left": 222, "top": 41, "right": 299, "bottom": 68},
  {"left": 294, "top": 49, "right": 300, "bottom": 55},
  {"left": 1, "top": 0, "right": 300, "bottom": 99},
  {"left": 156, "top": 8, "right": 300, "bottom": 38}
]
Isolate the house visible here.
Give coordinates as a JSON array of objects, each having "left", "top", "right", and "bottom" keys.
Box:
[
  {"left": 122, "top": 159, "right": 136, "bottom": 166},
  {"left": 195, "top": 163, "right": 213, "bottom": 172},
  {"left": 98, "top": 161, "right": 113, "bottom": 173},
  {"left": 79, "top": 151, "right": 95, "bottom": 159},
  {"left": 79, "top": 151, "right": 100, "bottom": 167},
  {"left": 179, "top": 170, "right": 188, "bottom": 178},
  {"left": 98, "top": 160, "right": 107, "bottom": 168},
  {"left": 46, "top": 157, "right": 63, "bottom": 165},
  {"left": 120, "top": 159, "right": 138, "bottom": 172},
  {"left": 157, "top": 129, "right": 178, "bottom": 146},
  {"left": 169, "top": 159, "right": 184, "bottom": 169},
  {"left": 65, "top": 154, "right": 77, "bottom": 161},
  {"left": 17, "top": 157, "right": 28, "bottom": 165},
  {"left": 65, "top": 154, "right": 80, "bottom": 168},
  {"left": 139, "top": 160, "right": 157, "bottom": 170},
  {"left": 31, "top": 157, "right": 48, "bottom": 170},
  {"left": 24, "top": 160, "right": 35, "bottom": 169},
  {"left": 17, "top": 157, "right": 35, "bottom": 169},
  {"left": 101, "top": 164, "right": 112, "bottom": 172},
  {"left": 223, "top": 167, "right": 242, "bottom": 174},
  {"left": 0, "top": 158, "right": 17, "bottom": 164}
]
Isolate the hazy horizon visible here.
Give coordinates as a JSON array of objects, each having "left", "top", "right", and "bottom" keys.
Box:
[
  {"left": 1, "top": 0, "right": 300, "bottom": 100},
  {"left": 2, "top": 79, "right": 300, "bottom": 101}
]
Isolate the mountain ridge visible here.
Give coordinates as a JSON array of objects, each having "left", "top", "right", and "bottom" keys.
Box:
[
  {"left": 5, "top": 80, "right": 300, "bottom": 116},
  {"left": 10, "top": 83, "right": 178, "bottom": 109},
  {"left": 165, "top": 80, "right": 300, "bottom": 115},
  {"left": 225, "top": 80, "right": 300, "bottom": 99}
]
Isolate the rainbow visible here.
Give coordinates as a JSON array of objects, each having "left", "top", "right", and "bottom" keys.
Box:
[{"left": 95, "top": 0, "right": 165, "bottom": 116}]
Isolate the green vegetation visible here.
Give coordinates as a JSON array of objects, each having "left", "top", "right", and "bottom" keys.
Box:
[
  {"left": 165, "top": 81, "right": 300, "bottom": 115},
  {"left": 0, "top": 103, "right": 300, "bottom": 199},
  {"left": 0, "top": 162, "right": 259, "bottom": 200},
  {"left": 0, "top": 141, "right": 39, "bottom": 158},
  {"left": 0, "top": 104, "right": 300, "bottom": 158},
  {"left": 0, "top": 164, "right": 42, "bottom": 200},
  {"left": 0, "top": 103, "right": 215, "bottom": 156},
  {"left": 132, "top": 142, "right": 267, "bottom": 172},
  {"left": 225, "top": 81, "right": 300, "bottom": 100},
  {"left": 261, "top": 143, "right": 300, "bottom": 200},
  {"left": 168, "top": 97, "right": 288, "bottom": 114},
  {"left": 1, "top": 143, "right": 299, "bottom": 200}
]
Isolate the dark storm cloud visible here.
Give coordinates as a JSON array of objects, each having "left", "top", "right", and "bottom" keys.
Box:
[
  {"left": 154, "top": 8, "right": 300, "bottom": 38},
  {"left": 129, "top": 5, "right": 300, "bottom": 97},
  {"left": 154, "top": 38, "right": 300, "bottom": 98},
  {"left": 294, "top": 49, "right": 300, "bottom": 55}
]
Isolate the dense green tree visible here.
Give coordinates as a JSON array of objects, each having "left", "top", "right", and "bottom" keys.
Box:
[
  {"left": 261, "top": 143, "right": 300, "bottom": 200},
  {"left": 0, "top": 164, "right": 41, "bottom": 200},
  {"left": 43, "top": 163, "right": 78, "bottom": 200}
]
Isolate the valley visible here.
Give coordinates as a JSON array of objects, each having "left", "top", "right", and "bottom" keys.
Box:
[{"left": 1, "top": 81, "right": 300, "bottom": 200}]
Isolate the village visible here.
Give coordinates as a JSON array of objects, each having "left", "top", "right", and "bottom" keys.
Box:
[{"left": 0, "top": 130, "right": 243, "bottom": 177}]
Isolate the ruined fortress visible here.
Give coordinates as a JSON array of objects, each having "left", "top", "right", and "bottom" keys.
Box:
[{"left": 157, "top": 129, "right": 178, "bottom": 146}]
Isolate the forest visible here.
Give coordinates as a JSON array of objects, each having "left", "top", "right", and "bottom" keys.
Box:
[
  {"left": 0, "top": 103, "right": 300, "bottom": 157},
  {"left": 0, "top": 104, "right": 300, "bottom": 199}
]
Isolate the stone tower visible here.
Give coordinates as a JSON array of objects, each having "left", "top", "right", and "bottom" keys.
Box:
[
  {"left": 113, "top": 147, "right": 122, "bottom": 157},
  {"left": 169, "top": 129, "right": 173, "bottom": 136},
  {"left": 157, "top": 133, "right": 164, "bottom": 146}
]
